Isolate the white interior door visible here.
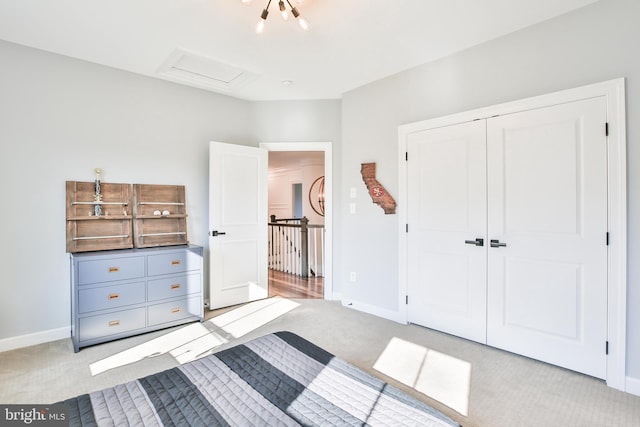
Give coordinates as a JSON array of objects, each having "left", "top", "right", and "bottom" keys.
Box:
[
  {"left": 486, "top": 97, "right": 608, "bottom": 378},
  {"left": 407, "top": 120, "right": 488, "bottom": 344},
  {"left": 209, "top": 141, "right": 268, "bottom": 309}
]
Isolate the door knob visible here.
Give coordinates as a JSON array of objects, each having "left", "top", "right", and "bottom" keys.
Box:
[
  {"left": 464, "top": 238, "right": 484, "bottom": 246},
  {"left": 210, "top": 230, "right": 226, "bottom": 237},
  {"left": 490, "top": 239, "right": 507, "bottom": 248}
]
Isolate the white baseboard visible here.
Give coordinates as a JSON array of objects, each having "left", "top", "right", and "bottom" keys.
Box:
[
  {"left": 626, "top": 376, "right": 640, "bottom": 397},
  {"left": 0, "top": 327, "right": 69, "bottom": 353},
  {"left": 341, "top": 299, "right": 407, "bottom": 324}
]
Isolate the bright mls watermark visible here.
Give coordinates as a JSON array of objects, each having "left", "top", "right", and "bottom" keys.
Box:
[{"left": 0, "top": 405, "right": 68, "bottom": 426}]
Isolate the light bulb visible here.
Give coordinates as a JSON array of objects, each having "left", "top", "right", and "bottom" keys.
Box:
[
  {"left": 241, "top": 0, "right": 253, "bottom": 4},
  {"left": 279, "top": 1, "right": 289, "bottom": 20},
  {"left": 256, "top": 8, "right": 268, "bottom": 34},
  {"left": 297, "top": 16, "right": 309, "bottom": 30}
]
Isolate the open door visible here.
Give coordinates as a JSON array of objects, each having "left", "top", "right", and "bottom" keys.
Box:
[{"left": 209, "top": 141, "right": 268, "bottom": 309}]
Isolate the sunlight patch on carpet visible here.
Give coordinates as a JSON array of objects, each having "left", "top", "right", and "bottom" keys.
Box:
[
  {"left": 90, "top": 297, "right": 300, "bottom": 375},
  {"left": 90, "top": 322, "right": 220, "bottom": 375},
  {"left": 210, "top": 297, "right": 300, "bottom": 338},
  {"left": 373, "top": 337, "right": 471, "bottom": 416}
]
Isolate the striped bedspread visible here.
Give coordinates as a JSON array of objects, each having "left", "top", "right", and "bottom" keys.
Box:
[{"left": 63, "top": 331, "right": 460, "bottom": 426}]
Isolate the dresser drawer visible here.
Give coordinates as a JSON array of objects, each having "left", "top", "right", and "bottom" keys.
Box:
[
  {"left": 148, "top": 273, "right": 201, "bottom": 302},
  {"left": 77, "top": 256, "right": 145, "bottom": 285},
  {"left": 147, "top": 250, "right": 200, "bottom": 276},
  {"left": 78, "top": 281, "right": 146, "bottom": 314},
  {"left": 78, "top": 308, "right": 146, "bottom": 342},
  {"left": 148, "top": 296, "right": 201, "bottom": 326}
]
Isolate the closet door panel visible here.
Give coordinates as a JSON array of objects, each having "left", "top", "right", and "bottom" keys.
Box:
[
  {"left": 407, "top": 120, "right": 487, "bottom": 344},
  {"left": 486, "top": 97, "right": 608, "bottom": 379}
]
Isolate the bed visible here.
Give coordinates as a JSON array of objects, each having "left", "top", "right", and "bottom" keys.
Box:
[{"left": 62, "top": 331, "right": 460, "bottom": 426}]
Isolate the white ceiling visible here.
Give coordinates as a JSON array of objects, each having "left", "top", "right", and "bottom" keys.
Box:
[{"left": 0, "top": 0, "right": 598, "bottom": 101}]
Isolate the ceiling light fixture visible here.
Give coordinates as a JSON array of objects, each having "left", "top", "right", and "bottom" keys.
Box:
[{"left": 244, "top": 0, "right": 309, "bottom": 33}]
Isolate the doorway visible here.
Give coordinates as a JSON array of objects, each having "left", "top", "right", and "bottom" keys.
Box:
[{"left": 261, "top": 142, "right": 333, "bottom": 300}]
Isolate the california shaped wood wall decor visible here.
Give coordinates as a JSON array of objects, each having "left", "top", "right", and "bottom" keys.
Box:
[{"left": 360, "top": 162, "right": 397, "bottom": 214}]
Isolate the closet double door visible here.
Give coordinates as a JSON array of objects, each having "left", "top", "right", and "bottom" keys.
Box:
[{"left": 407, "top": 97, "right": 608, "bottom": 379}]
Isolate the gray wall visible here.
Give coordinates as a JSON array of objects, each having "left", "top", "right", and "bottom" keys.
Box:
[
  {"left": 339, "top": 0, "right": 640, "bottom": 380},
  {"left": 0, "top": 40, "right": 341, "bottom": 344},
  {"left": 250, "top": 100, "right": 341, "bottom": 144}
]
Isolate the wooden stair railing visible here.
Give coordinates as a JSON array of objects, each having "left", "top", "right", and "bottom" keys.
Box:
[{"left": 268, "top": 215, "right": 324, "bottom": 278}]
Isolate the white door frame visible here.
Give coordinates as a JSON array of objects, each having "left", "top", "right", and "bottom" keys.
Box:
[
  {"left": 398, "top": 78, "right": 627, "bottom": 391},
  {"left": 260, "top": 142, "right": 333, "bottom": 300}
]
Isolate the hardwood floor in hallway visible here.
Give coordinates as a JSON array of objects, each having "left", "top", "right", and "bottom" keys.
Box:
[{"left": 268, "top": 269, "right": 323, "bottom": 299}]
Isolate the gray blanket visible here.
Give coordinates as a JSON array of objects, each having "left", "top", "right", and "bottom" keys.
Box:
[{"left": 62, "top": 331, "right": 460, "bottom": 426}]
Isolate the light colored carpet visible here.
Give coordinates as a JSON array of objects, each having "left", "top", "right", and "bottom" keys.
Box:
[{"left": 1, "top": 298, "right": 639, "bottom": 427}]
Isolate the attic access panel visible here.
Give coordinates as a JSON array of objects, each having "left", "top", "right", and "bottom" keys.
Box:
[{"left": 158, "top": 48, "right": 258, "bottom": 93}]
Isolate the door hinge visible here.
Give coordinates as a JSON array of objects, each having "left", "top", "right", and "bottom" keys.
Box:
[
  {"left": 605, "top": 122, "right": 609, "bottom": 137},
  {"left": 406, "top": 295, "right": 409, "bottom": 305},
  {"left": 606, "top": 341, "right": 609, "bottom": 355},
  {"left": 606, "top": 232, "right": 610, "bottom": 246}
]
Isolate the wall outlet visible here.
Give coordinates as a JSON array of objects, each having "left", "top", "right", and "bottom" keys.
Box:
[
  {"left": 350, "top": 187, "right": 357, "bottom": 198},
  {"left": 349, "top": 203, "right": 356, "bottom": 214},
  {"left": 350, "top": 272, "right": 357, "bottom": 282}
]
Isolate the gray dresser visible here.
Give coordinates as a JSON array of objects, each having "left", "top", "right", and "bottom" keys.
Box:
[{"left": 70, "top": 245, "right": 204, "bottom": 352}]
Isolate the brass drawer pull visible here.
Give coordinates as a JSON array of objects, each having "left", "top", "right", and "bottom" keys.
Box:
[
  {"left": 108, "top": 320, "right": 120, "bottom": 327},
  {"left": 108, "top": 267, "right": 120, "bottom": 273},
  {"left": 171, "top": 307, "right": 181, "bottom": 314},
  {"left": 108, "top": 293, "right": 120, "bottom": 300},
  {"left": 171, "top": 260, "right": 181, "bottom": 266},
  {"left": 170, "top": 284, "right": 181, "bottom": 290}
]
